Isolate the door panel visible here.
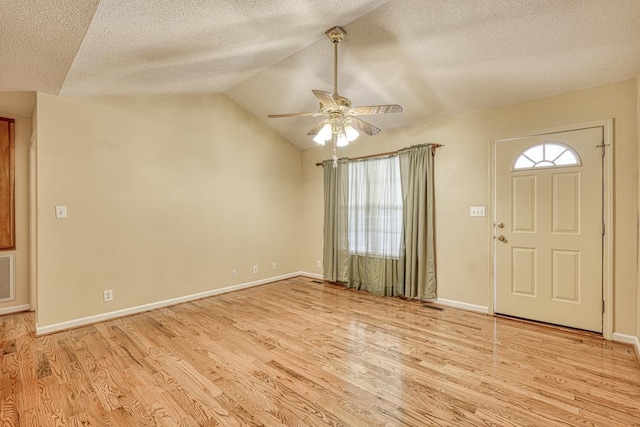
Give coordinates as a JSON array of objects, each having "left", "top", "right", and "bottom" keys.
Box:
[
  {"left": 511, "top": 247, "right": 536, "bottom": 296},
  {"left": 552, "top": 250, "right": 580, "bottom": 302},
  {"left": 552, "top": 173, "right": 580, "bottom": 233},
  {"left": 512, "top": 175, "right": 536, "bottom": 232},
  {"left": 495, "top": 127, "right": 602, "bottom": 332}
]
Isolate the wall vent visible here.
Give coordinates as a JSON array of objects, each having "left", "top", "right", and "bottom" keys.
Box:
[{"left": 0, "top": 254, "right": 14, "bottom": 301}]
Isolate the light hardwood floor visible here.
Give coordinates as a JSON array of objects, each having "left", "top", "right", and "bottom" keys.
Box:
[{"left": 1, "top": 276, "right": 639, "bottom": 426}]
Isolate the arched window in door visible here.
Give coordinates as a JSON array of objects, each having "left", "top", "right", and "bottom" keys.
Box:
[{"left": 513, "top": 142, "right": 580, "bottom": 170}]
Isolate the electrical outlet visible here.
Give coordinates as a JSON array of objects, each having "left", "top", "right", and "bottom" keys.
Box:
[
  {"left": 316, "top": 260, "right": 322, "bottom": 268},
  {"left": 272, "top": 262, "right": 277, "bottom": 270},
  {"left": 232, "top": 269, "right": 237, "bottom": 278},
  {"left": 253, "top": 265, "right": 258, "bottom": 274},
  {"left": 103, "top": 289, "right": 113, "bottom": 302}
]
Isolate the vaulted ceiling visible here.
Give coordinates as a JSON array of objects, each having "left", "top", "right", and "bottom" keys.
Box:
[{"left": 2, "top": 0, "right": 639, "bottom": 149}]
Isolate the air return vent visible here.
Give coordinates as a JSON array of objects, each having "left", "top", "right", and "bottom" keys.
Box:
[{"left": 0, "top": 254, "right": 14, "bottom": 301}]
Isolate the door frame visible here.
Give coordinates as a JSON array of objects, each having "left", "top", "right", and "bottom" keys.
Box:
[{"left": 489, "top": 119, "right": 613, "bottom": 340}]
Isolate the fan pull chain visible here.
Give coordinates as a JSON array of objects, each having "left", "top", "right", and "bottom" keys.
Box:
[{"left": 332, "top": 139, "right": 338, "bottom": 168}]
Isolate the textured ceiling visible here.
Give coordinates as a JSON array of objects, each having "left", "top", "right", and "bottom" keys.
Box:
[
  {"left": 1, "top": 0, "right": 639, "bottom": 149},
  {"left": 0, "top": 0, "right": 99, "bottom": 94},
  {"left": 60, "top": 0, "right": 391, "bottom": 95}
]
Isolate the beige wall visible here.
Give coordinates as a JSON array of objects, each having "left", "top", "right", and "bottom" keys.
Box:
[
  {"left": 35, "top": 93, "right": 301, "bottom": 328},
  {"left": 302, "top": 80, "right": 638, "bottom": 335},
  {"left": 0, "top": 109, "right": 30, "bottom": 312},
  {"left": 28, "top": 79, "right": 640, "bottom": 337}
]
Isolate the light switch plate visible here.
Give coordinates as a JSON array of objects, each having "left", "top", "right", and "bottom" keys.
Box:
[
  {"left": 55, "top": 206, "right": 68, "bottom": 219},
  {"left": 470, "top": 206, "right": 486, "bottom": 217}
]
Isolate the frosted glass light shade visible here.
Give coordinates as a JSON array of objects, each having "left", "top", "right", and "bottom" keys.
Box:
[
  {"left": 313, "top": 123, "right": 332, "bottom": 145},
  {"left": 336, "top": 132, "right": 349, "bottom": 147},
  {"left": 344, "top": 124, "right": 359, "bottom": 142}
]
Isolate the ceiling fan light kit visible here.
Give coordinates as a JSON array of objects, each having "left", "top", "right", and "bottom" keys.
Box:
[{"left": 268, "top": 26, "right": 403, "bottom": 162}]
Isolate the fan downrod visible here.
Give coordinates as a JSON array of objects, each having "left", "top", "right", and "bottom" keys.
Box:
[{"left": 325, "top": 27, "right": 345, "bottom": 97}]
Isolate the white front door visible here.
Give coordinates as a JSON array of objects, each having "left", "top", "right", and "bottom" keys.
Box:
[{"left": 495, "top": 127, "right": 603, "bottom": 332}]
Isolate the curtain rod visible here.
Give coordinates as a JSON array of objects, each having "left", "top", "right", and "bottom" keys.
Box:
[{"left": 315, "top": 143, "right": 444, "bottom": 166}]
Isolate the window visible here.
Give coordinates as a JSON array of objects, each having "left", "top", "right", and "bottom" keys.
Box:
[
  {"left": 348, "top": 156, "right": 403, "bottom": 258},
  {"left": 513, "top": 142, "right": 580, "bottom": 170}
]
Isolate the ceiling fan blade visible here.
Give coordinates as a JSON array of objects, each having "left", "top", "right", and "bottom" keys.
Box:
[
  {"left": 306, "top": 121, "right": 327, "bottom": 136},
  {"left": 351, "top": 117, "right": 382, "bottom": 136},
  {"left": 352, "top": 104, "right": 403, "bottom": 115},
  {"left": 267, "top": 112, "right": 318, "bottom": 118},
  {"left": 312, "top": 90, "right": 337, "bottom": 107}
]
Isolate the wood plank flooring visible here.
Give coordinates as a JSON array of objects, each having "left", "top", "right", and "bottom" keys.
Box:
[{"left": 1, "top": 276, "right": 639, "bottom": 426}]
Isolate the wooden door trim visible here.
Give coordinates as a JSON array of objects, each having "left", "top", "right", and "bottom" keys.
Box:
[
  {"left": 489, "top": 119, "right": 613, "bottom": 340},
  {"left": 0, "top": 117, "right": 15, "bottom": 250}
]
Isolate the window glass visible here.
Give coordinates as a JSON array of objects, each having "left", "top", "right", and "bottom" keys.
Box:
[
  {"left": 544, "top": 143, "right": 566, "bottom": 161},
  {"left": 514, "top": 157, "right": 535, "bottom": 169},
  {"left": 555, "top": 150, "right": 578, "bottom": 166},
  {"left": 522, "top": 145, "right": 544, "bottom": 163},
  {"left": 513, "top": 142, "right": 580, "bottom": 170},
  {"left": 348, "top": 157, "right": 403, "bottom": 258}
]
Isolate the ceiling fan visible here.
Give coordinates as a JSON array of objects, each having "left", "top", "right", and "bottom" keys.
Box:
[{"left": 268, "top": 26, "right": 402, "bottom": 147}]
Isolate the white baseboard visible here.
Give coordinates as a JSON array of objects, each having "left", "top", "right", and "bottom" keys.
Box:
[
  {"left": 299, "top": 271, "right": 324, "bottom": 280},
  {"left": 0, "top": 304, "right": 30, "bottom": 316},
  {"left": 435, "top": 298, "right": 489, "bottom": 314},
  {"left": 35, "top": 272, "right": 302, "bottom": 336},
  {"left": 612, "top": 332, "right": 640, "bottom": 358}
]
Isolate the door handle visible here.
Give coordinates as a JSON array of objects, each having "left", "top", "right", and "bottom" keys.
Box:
[{"left": 497, "top": 235, "right": 506, "bottom": 242}]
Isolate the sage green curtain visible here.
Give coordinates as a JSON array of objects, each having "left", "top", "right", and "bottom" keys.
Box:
[
  {"left": 399, "top": 145, "right": 437, "bottom": 299},
  {"left": 348, "top": 255, "right": 403, "bottom": 296},
  {"left": 322, "top": 159, "right": 349, "bottom": 282}
]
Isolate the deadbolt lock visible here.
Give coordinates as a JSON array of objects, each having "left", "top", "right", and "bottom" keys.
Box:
[{"left": 497, "top": 222, "right": 505, "bottom": 228}]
